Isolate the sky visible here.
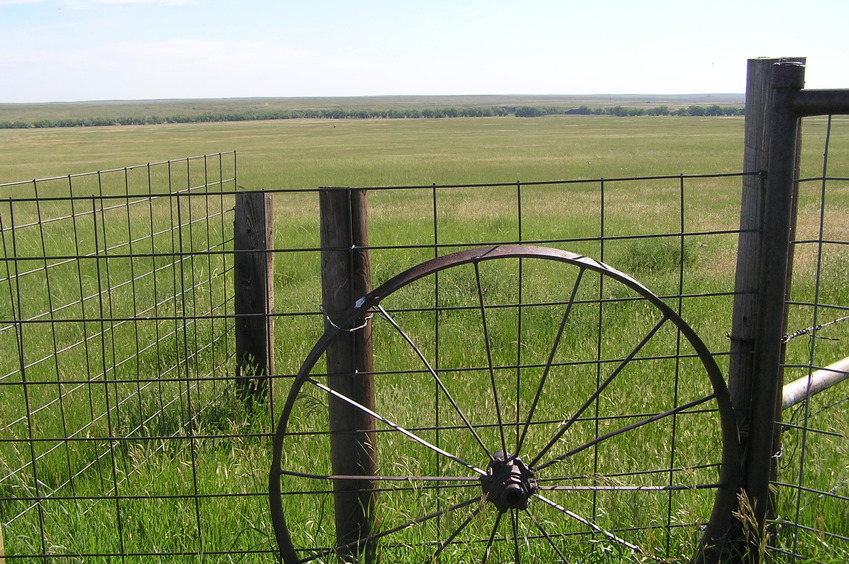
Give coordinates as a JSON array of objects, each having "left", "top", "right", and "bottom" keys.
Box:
[{"left": 0, "top": 0, "right": 847, "bottom": 104}]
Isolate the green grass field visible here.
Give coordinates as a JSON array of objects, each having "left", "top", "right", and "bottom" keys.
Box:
[
  {"left": 1, "top": 114, "right": 750, "bottom": 188},
  {"left": 1, "top": 111, "right": 847, "bottom": 562}
]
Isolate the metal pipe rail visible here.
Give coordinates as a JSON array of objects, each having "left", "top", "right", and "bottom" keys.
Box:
[{"left": 782, "top": 356, "right": 849, "bottom": 411}]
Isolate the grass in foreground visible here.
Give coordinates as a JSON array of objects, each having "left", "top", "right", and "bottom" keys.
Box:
[{"left": 1, "top": 114, "right": 847, "bottom": 562}]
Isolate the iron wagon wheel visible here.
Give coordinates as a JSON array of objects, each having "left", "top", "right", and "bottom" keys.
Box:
[{"left": 269, "top": 245, "right": 740, "bottom": 563}]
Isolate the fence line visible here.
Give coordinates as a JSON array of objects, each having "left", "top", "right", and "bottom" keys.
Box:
[
  {"left": 1, "top": 84, "right": 847, "bottom": 561},
  {"left": 0, "top": 153, "right": 241, "bottom": 560},
  {"left": 3, "top": 165, "right": 752, "bottom": 561},
  {"left": 270, "top": 171, "right": 756, "bottom": 563}
]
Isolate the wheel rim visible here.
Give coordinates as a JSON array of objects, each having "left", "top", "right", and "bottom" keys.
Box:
[{"left": 270, "top": 245, "right": 740, "bottom": 563}]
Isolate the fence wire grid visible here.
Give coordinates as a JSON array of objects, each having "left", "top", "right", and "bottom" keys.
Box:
[
  {"left": 1, "top": 153, "right": 242, "bottom": 561},
  {"left": 0, "top": 113, "right": 846, "bottom": 564},
  {"left": 771, "top": 115, "right": 849, "bottom": 561}
]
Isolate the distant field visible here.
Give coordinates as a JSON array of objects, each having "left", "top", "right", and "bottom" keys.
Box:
[
  {"left": 0, "top": 114, "right": 752, "bottom": 190},
  {"left": 0, "top": 94, "right": 744, "bottom": 125},
  {"left": 5, "top": 110, "right": 844, "bottom": 195}
]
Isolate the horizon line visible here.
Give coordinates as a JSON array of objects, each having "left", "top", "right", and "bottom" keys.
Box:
[{"left": 0, "top": 93, "right": 747, "bottom": 106}]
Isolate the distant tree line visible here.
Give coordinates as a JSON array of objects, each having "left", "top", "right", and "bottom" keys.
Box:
[
  {"left": 0, "top": 104, "right": 743, "bottom": 129},
  {"left": 516, "top": 104, "right": 744, "bottom": 117}
]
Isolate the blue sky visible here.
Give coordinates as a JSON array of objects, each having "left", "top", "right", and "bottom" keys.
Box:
[{"left": 1, "top": 0, "right": 846, "bottom": 103}]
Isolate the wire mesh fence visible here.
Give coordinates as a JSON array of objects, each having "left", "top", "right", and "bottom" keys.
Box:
[
  {"left": 267, "top": 174, "right": 752, "bottom": 563},
  {"left": 0, "top": 153, "right": 250, "bottom": 560},
  {"left": 1, "top": 160, "right": 751, "bottom": 561},
  {"left": 771, "top": 115, "right": 849, "bottom": 561},
  {"left": 0, "top": 129, "right": 846, "bottom": 561}
]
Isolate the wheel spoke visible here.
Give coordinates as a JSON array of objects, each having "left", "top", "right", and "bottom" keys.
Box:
[
  {"left": 535, "top": 460, "right": 724, "bottom": 498},
  {"left": 540, "top": 481, "right": 724, "bottom": 492},
  {"left": 474, "top": 261, "right": 508, "bottom": 456},
  {"left": 535, "top": 494, "right": 661, "bottom": 561},
  {"left": 510, "top": 510, "right": 521, "bottom": 563},
  {"left": 537, "top": 393, "right": 716, "bottom": 471},
  {"left": 482, "top": 510, "right": 504, "bottom": 564},
  {"left": 278, "top": 469, "right": 479, "bottom": 483},
  {"left": 307, "top": 377, "right": 485, "bottom": 476},
  {"left": 302, "top": 495, "right": 484, "bottom": 563},
  {"left": 529, "top": 315, "right": 670, "bottom": 468},
  {"left": 517, "top": 268, "right": 585, "bottom": 456},
  {"left": 377, "top": 304, "right": 492, "bottom": 460},
  {"left": 525, "top": 507, "right": 569, "bottom": 562},
  {"left": 433, "top": 503, "right": 484, "bottom": 560}
]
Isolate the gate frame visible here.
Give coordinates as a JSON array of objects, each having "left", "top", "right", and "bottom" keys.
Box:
[{"left": 727, "top": 57, "right": 849, "bottom": 560}]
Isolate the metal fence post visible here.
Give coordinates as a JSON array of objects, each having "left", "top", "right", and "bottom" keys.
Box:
[
  {"left": 319, "top": 187, "right": 378, "bottom": 558},
  {"left": 234, "top": 191, "right": 275, "bottom": 402}
]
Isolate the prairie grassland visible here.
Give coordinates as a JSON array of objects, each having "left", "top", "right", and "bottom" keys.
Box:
[
  {"left": 1, "top": 114, "right": 848, "bottom": 562},
  {"left": 0, "top": 115, "right": 747, "bottom": 188},
  {"left": 0, "top": 94, "right": 744, "bottom": 124}
]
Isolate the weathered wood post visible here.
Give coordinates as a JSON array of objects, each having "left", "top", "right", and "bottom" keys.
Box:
[
  {"left": 319, "top": 187, "right": 378, "bottom": 559},
  {"left": 728, "top": 57, "right": 805, "bottom": 559},
  {"left": 234, "top": 191, "right": 275, "bottom": 402}
]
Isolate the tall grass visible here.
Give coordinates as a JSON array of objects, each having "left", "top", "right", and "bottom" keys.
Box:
[{"left": 1, "top": 114, "right": 847, "bottom": 562}]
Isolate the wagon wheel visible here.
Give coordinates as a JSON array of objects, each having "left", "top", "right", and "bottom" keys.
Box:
[{"left": 270, "top": 245, "right": 740, "bottom": 563}]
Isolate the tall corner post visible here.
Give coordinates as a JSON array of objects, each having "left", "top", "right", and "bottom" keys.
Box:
[
  {"left": 234, "top": 191, "right": 275, "bottom": 402},
  {"left": 319, "top": 187, "right": 378, "bottom": 558},
  {"left": 728, "top": 58, "right": 806, "bottom": 558}
]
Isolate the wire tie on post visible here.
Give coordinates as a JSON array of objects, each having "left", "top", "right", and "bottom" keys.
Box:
[{"left": 321, "top": 305, "right": 373, "bottom": 332}]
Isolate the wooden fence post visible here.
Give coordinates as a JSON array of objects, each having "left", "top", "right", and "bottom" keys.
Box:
[
  {"left": 319, "top": 187, "right": 377, "bottom": 559},
  {"left": 728, "top": 57, "right": 805, "bottom": 558},
  {"left": 234, "top": 191, "right": 275, "bottom": 402}
]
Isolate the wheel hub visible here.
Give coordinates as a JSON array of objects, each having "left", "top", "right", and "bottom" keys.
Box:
[{"left": 480, "top": 451, "right": 538, "bottom": 512}]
